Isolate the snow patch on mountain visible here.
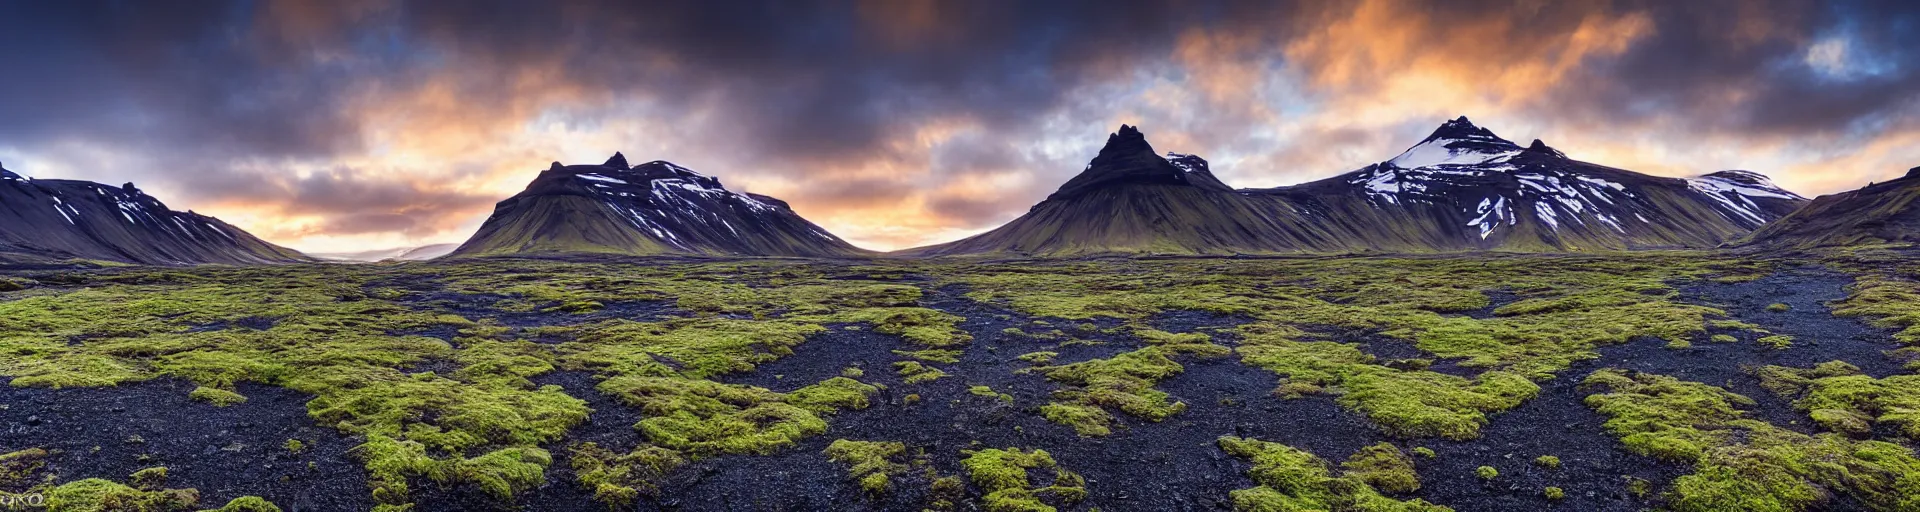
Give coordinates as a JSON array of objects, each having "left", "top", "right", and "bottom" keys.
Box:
[
  {"left": 1688, "top": 172, "right": 1802, "bottom": 200},
  {"left": 1387, "top": 139, "right": 1520, "bottom": 169},
  {"left": 1166, "top": 153, "right": 1201, "bottom": 174},
  {"left": 1468, "top": 197, "right": 1512, "bottom": 239},
  {"left": 577, "top": 174, "right": 629, "bottom": 185},
  {"left": 1687, "top": 171, "right": 1805, "bottom": 225},
  {"left": 48, "top": 196, "right": 76, "bottom": 224}
]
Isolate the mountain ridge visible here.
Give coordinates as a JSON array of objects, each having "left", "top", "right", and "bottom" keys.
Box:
[
  {"left": 1736, "top": 166, "right": 1920, "bottom": 250},
  {"left": 0, "top": 162, "right": 310, "bottom": 265},
  {"left": 903, "top": 118, "right": 1810, "bottom": 257}
]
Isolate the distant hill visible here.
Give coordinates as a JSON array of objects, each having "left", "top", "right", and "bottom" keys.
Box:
[
  {"left": 902, "top": 119, "right": 1808, "bottom": 257},
  {"left": 1737, "top": 166, "right": 1920, "bottom": 249},
  {"left": 0, "top": 163, "right": 309, "bottom": 265},
  {"left": 449, "top": 154, "right": 868, "bottom": 258},
  {"left": 311, "top": 243, "right": 459, "bottom": 262}
]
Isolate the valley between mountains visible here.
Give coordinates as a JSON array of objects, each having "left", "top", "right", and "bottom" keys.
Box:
[{"left": 5, "top": 119, "right": 1920, "bottom": 512}]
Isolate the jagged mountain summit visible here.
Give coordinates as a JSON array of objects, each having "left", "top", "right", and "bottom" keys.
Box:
[
  {"left": 449, "top": 153, "right": 867, "bottom": 258},
  {"left": 904, "top": 119, "right": 1808, "bottom": 257},
  {"left": 0, "top": 162, "right": 308, "bottom": 265},
  {"left": 1737, "top": 166, "right": 1920, "bottom": 249}
]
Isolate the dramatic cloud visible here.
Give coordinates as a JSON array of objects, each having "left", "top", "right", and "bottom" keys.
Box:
[{"left": 1, "top": 0, "right": 1917, "bottom": 251}]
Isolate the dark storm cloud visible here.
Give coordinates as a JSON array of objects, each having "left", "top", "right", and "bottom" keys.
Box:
[
  {"left": 6, "top": 0, "right": 1917, "bottom": 163},
  {"left": 1542, "top": 0, "right": 1920, "bottom": 137},
  {"left": 384, "top": 0, "right": 1238, "bottom": 165},
  {"left": 0, "top": 1, "right": 372, "bottom": 159},
  {"left": 4, "top": 0, "right": 1920, "bottom": 247}
]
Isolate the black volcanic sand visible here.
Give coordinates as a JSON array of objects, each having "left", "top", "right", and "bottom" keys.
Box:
[
  {"left": 634, "top": 286, "right": 1392, "bottom": 512},
  {"left": 1408, "top": 340, "right": 1687, "bottom": 512},
  {"left": 1392, "top": 267, "right": 1903, "bottom": 512},
  {"left": 1674, "top": 267, "right": 1905, "bottom": 378},
  {"left": 0, "top": 379, "right": 373, "bottom": 511},
  {"left": 8, "top": 267, "right": 1908, "bottom": 512}
]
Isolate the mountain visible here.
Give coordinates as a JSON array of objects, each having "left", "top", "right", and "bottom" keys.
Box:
[
  {"left": 1251, "top": 117, "right": 1809, "bottom": 251},
  {"left": 0, "top": 163, "right": 309, "bottom": 265},
  {"left": 903, "top": 119, "right": 1808, "bottom": 257},
  {"left": 311, "top": 243, "right": 459, "bottom": 262},
  {"left": 1737, "top": 166, "right": 1920, "bottom": 249},
  {"left": 448, "top": 154, "right": 868, "bottom": 258},
  {"left": 901, "top": 126, "right": 1350, "bottom": 256}
]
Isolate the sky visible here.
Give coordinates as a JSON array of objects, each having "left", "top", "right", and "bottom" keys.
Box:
[{"left": 1, "top": 0, "right": 1917, "bottom": 253}]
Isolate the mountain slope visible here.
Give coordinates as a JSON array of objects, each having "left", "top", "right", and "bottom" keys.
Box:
[
  {"left": 449, "top": 154, "right": 867, "bottom": 258},
  {"left": 0, "top": 163, "right": 309, "bottom": 265},
  {"left": 1737, "top": 167, "right": 1920, "bottom": 249},
  {"left": 904, "top": 119, "right": 1807, "bottom": 257}
]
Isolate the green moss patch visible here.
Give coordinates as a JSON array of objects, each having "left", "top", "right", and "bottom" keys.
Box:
[
  {"left": 1756, "top": 361, "right": 1920, "bottom": 440},
  {"left": 569, "top": 442, "right": 686, "bottom": 506},
  {"left": 1030, "top": 345, "right": 1213, "bottom": 436},
  {"left": 1217, "top": 436, "right": 1449, "bottom": 511},
  {"left": 1583, "top": 368, "right": 1920, "bottom": 511},
  {"left": 824, "top": 440, "right": 910, "bottom": 495},
  {"left": 960, "top": 448, "right": 1086, "bottom": 512}
]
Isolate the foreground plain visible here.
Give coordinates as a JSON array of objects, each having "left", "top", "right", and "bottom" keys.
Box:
[{"left": 3, "top": 250, "right": 1920, "bottom": 512}]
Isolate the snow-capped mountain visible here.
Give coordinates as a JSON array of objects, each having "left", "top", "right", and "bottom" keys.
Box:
[
  {"left": 449, "top": 153, "right": 868, "bottom": 258},
  {"left": 0, "top": 163, "right": 308, "bottom": 265},
  {"left": 1255, "top": 117, "right": 1808, "bottom": 251},
  {"left": 1739, "top": 166, "right": 1920, "bottom": 250},
  {"left": 903, "top": 119, "right": 1809, "bottom": 257}
]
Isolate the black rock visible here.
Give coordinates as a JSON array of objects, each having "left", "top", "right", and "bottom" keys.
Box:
[
  {"left": 603, "top": 152, "right": 630, "bottom": 170},
  {"left": 1526, "top": 139, "right": 1566, "bottom": 158},
  {"left": 1047, "top": 124, "right": 1225, "bottom": 199}
]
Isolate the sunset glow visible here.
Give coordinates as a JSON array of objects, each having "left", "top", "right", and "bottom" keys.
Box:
[{"left": 2, "top": 0, "right": 1915, "bottom": 252}]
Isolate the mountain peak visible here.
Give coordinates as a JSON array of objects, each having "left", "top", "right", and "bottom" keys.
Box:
[
  {"left": 604, "top": 152, "right": 630, "bottom": 170},
  {"left": 1099, "top": 124, "right": 1152, "bottom": 158},
  {"left": 1048, "top": 125, "right": 1230, "bottom": 199},
  {"left": 1907, "top": 165, "right": 1920, "bottom": 180},
  {"left": 1423, "top": 116, "right": 1507, "bottom": 144},
  {"left": 1385, "top": 117, "right": 1521, "bottom": 170}
]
